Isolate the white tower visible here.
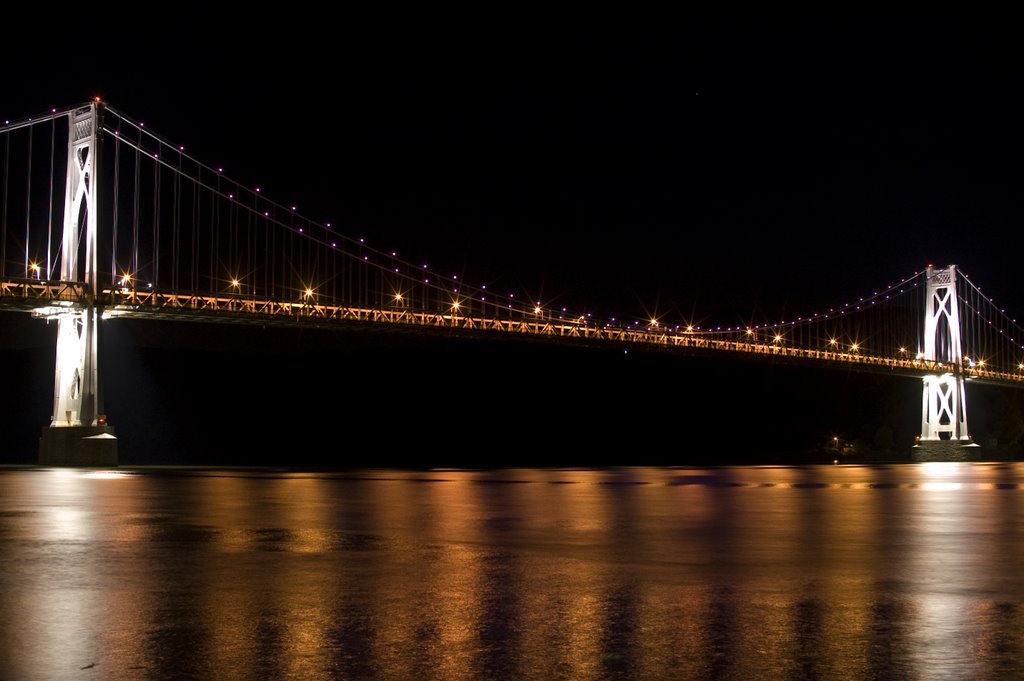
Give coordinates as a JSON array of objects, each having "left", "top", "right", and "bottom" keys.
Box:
[
  {"left": 38, "top": 102, "right": 116, "bottom": 465},
  {"left": 919, "top": 264, "right": 970, "bottom": 442},
  {"left": 51, "top": 103, "right": 101, "bottom": 426}
]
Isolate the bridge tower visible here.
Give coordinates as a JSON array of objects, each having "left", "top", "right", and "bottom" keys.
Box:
[
  {"left": 37, "top": 102, "right": 117, "bottom": 466},
  {"left": 912, "top": 264, "right": 978, "bottom": 461}
]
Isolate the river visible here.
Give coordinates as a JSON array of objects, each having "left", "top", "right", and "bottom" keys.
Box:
[{"left": 1, "top": 464, "right": 1022, "bottom": 680}]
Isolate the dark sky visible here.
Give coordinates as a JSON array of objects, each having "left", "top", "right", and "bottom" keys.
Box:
[{"left": 4, "top": 15, "right": 1022, "bottom": 325}]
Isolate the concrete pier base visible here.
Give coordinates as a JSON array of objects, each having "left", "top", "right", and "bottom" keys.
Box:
[
  {"left": 39, "top": 426, "right": 118, "bottom": 467},
  {"left": 911, "top": 440, "right": 981, "bottom": 462}
]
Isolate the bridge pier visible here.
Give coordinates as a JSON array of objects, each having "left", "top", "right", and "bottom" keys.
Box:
[
  {"left": 39, "top": 425, "right": 117, "bottom": 467},
  {"left": 911, "top": 439, "right": 981, "bottom": 462}
]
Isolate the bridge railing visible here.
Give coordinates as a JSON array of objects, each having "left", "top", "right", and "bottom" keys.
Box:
[
  {"left": 5, "top": 279, "right": 1021, "bottom": 386},
  {"left": 0, "top": 279, "right": 89, "bottom": 306},
  {"left": 93, "top": 286, "right": 1024, "bottom": 385}
]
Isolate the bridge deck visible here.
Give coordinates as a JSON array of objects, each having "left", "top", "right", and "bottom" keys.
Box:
[{"left": 2, "top": 278, "right": 1021, "bottom": 387}]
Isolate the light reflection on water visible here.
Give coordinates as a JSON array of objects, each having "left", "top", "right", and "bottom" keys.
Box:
[{"left": 0, "top": 464, "right": 1023, "bottom": 680}]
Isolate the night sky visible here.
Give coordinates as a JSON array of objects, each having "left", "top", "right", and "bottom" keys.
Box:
[{"left": 2, "top": 15, "right": 1023, "bottom": 464}]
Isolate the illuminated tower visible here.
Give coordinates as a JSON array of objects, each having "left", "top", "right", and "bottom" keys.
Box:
[
  {"left": 38, "top": 102, "right": 117, "bottom": 465},
  {"left": 913, "top": 264, "right": 977, "bottom": 461}
]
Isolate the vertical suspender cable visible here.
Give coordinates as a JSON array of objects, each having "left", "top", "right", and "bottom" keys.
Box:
[
  {"left": 153, "top": 146, "right": 160, "bottom": 287},
  {"left": 226, "top": 175, "right": 233, "bottom": 289},
  {"left": 172, "top": 154, "right": 180, "bottom": 291},
  {"left": 972, "top": 283, "right": 978, "bottom": 364},
  {"left": 921, "top": 276, "right": 926, "bottom": 352},
  {"left": 990, "top": 292, "right": 995, "bottom": 364},
  {"left": 977, "top": 286, "right": 982, "bottom": 362},
  {"left": 210, "top": 168, "right": 216, "bottom": 293},
  {"left": 964, "top": 280, "right": 971, "bottom": 362},
  {"left": 2, "top": 132, "right": 9, "bottom": 278},
  {"left": 970, "top": 283, "right": 976, "bottom": 363},
  {"left": 46, "top": 120, "right": 55, "bottom": 280},
  {"left": 132, "top": 127, "right": 140, "bottom": 280},
  {"left": 268, "top": 200, "right": 275, "bottom": 299},
  {"left": 982, "top": 287, "right": 987, "bottom": 363},
  {"left": 245, "top": 185, "right": 251, "bottom": 296},
  {"left": 24, "top": 125, "right": 32, "bottom": 274},
  {"left": 111, "top": 120, "right": 121, "bottom": 286},
  {"left": 261, "top": 196, "right": 268, "bottom": 298},
  {"left": 331, "top": 229, "right": 337, "bottom": 304},
  {"left": 288, "top": 209, "right": 294, "bottom": 295},
  {"left": 198, "top": 171, "right": 206, "bottom": 291},
  {"left": 190, "top": 176, "right": 197, "bottom": 292}
]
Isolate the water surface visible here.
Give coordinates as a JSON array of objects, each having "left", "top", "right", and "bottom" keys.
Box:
[{"left": 1, "top": 464, "right": 1022, "bottom": 680}]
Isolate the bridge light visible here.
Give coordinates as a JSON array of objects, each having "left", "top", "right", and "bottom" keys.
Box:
[
  {"left": 120, "top": 273, "right": 132, "bottom": 286},
  {"left": 304, "top": 288, "right": 314, "bottom": 298},
  {"left": 851, "top": 343, "right": 859, "bottom": 352},
  {"left": 534, "top": 306, "right": 542, "bottom": 314},
  {"left": 829, "top": 338, "right": 838, "bottom": 346},
  {"left": 686, "top": 325, "right": 694, "bottom": 333},
  {"left": 394, "top": 292, "right": 403, "bottom": 302},
  {"left": 746, "top": 328, "right": 753, "bottom": 336},
  {"left": 231, "top": 279, "right": 240, "bottom": 288},
  {"left": 899, "top": 347, "right": 907, "bottom": 354},
  {"left": 774, "top": 334, "right": 782, "bottom": 343},
  {"left": 1018, "top": 363, "right": 1023, "bottom": 370},
  {"left": 978, "top": 359, "right": 986, "bottom": 367}
]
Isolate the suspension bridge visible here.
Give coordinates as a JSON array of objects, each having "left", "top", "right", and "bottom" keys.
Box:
[{"left": 2, "top": 101, "right": 1022, "bottom": 465}]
